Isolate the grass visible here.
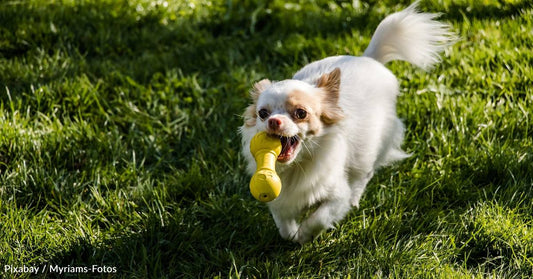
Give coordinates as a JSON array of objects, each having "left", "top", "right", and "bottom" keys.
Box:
[{"left": 0, "top": 0, "right": 532, "bottom": 278}]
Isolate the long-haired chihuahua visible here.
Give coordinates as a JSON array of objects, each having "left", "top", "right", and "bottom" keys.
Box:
[{"left": 240, "top": 1, "right": 455, "bottom": 244}]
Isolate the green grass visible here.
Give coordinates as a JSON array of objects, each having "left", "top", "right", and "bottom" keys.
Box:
[{"left": 1, "top": 0, "right": 532, "bottom": 278}]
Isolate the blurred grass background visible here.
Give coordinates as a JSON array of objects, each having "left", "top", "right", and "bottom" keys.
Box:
[{"left": 0, "top": 0, "right": 532, "bottom": 278}]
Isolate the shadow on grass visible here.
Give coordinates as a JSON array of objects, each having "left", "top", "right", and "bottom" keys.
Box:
[
  {"left": 42, "top": 148, "right": 532, "bottom": 277},
  {"left": 47, "top": 198, "right": 298, "bottom": 278},
  {"left": 0, "top": 0, "right": 375, "bottom": 91},
  {"left": 437, "top": 1, "right": 533, "bottom": 22}
]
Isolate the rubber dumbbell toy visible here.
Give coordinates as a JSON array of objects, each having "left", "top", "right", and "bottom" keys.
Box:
[{"left": 249, "top": 131, "right": 282, "bottom": 202}]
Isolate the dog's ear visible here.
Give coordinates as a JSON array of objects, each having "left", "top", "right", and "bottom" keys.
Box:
[
  {"left": 243, "top": 104, "right": 257, "bottom": 127},
  {"left": 250, "top": 79, "right": 271, "bottom": 102},
  {"left": 316, "top": 67, "right": 341, "bottom": 97},
  {"left": 244, "top": 79, "right": 271, "bottom": 127},
  {"left": 317, "top": 68, "right": 344, "bottom": 125}
]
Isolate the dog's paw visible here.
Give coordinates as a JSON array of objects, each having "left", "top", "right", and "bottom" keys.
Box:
[
  {"left": 350, "top": 197, "right": 360, "bottom": 208},
  {"left": 294, "top": 229, "right": 313, "bottom": 245},
  {"left": 294, "top": 223, "right": 324, "bottom": 244},
  {"left": 278, "top": 223, "right": 299, "bottom": 241}
]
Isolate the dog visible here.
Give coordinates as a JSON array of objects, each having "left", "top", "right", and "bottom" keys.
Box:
[{"left": 240, "top": 1, "right": 455, "bottom": 244}]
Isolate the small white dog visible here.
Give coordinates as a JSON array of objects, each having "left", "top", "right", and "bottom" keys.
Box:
[{"left": 240, "top": 1, "right": 454, "bottom": 244}]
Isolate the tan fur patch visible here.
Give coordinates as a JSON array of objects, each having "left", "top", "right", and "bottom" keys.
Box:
[
  {"left": 250, "top": 79, "right": 271, "bottom": 101},
  {"left": 244, "top": 79, "right": 271, "bottom": 127},
  {"left": 286, "top": 89, "right": 323, "bottom": 135},
  {"left": 316, "top": 68, "right": 341, "bottom": 95},
  {"left": 243, "top": 104, "right": 257, "bottom": 127}
]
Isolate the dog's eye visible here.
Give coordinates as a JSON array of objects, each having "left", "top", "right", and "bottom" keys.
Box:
[
  {"left": 258, "top": 108, "right": 270, "bottom": 120},
  {"left": 294, "top": 108, "right": 307, "bottom": 120}
]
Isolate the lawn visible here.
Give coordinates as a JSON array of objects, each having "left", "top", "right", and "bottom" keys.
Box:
[{"left": 0, "top": 0, "right": 532, "bottom": 278}]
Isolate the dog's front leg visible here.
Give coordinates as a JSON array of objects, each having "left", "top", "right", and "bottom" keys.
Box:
[
  {"left": 270, "top": 208, "right": 299, "bottom": 241},
  {"left": 295, "top": 184, "right": 352, "bottom": 244}
]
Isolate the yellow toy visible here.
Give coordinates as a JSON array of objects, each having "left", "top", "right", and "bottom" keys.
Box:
[{"left": 249, "top": 132, "right": 282, "bottom": 202}]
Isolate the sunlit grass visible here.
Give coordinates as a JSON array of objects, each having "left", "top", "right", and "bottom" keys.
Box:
[{"left": 0, "top": 0, "right": 532, "bottom": 278}]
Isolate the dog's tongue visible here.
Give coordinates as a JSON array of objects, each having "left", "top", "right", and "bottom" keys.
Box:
[{"left": 278, "top": 137, "right": 296, "bottom": 162}]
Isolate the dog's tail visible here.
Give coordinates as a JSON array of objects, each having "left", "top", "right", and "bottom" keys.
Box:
[{"left": 363, "top": 1, "right": 455, "bottom": 70}]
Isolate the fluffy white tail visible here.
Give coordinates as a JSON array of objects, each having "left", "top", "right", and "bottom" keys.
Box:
[{"left": 363, "top": 1, "right": 455, "bottom": 70}]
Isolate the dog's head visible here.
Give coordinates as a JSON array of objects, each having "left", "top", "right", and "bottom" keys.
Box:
[{"left": 243, "top": 68, "right": 344, "bottom": 164}]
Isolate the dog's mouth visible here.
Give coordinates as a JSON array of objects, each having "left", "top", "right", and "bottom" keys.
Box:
[{"left": 278, "top": 135, "right": 300, "bottom": 163}]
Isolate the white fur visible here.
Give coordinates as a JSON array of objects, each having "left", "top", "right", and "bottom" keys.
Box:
[
  {"left": 362, "top": 1, "right": 455, "bottom": 70},
  {"left": 240, "top": 1, "right": 454, "bottom": 244}
]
